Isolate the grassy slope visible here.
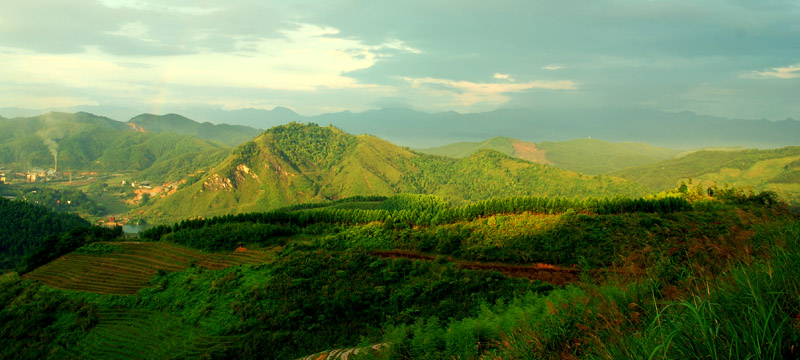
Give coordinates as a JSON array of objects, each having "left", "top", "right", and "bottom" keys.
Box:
[
  {"left": 417, "top": 136, "right": 681, "bottom": 174},
  {"left": 536, "top": 138, "right": 683, "bottom": 174},
  {"left": 611, "top": 146, "right": 800, "bottom": 203},
  {"left": 142, "top": 124, "right": 646, "bottom": 223}
]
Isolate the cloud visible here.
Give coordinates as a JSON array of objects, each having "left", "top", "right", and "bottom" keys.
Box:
[
  {"left": 745, "top": 64, "right": 800, "bottom": 79},
  {"left": 542, "top": 65, "right": 563, "bottom": 71},
  {"left": 401, "top": 76, "right": 576, "bottom": 109},
  {"left": 493, "top": 73, "right": 511, "bottom": 80},
  {"left": 97, "top": 0, "right": 223, "bottom": 15},
  {"left": 0, "top": 22, "right": 417, "bottom": 112}
]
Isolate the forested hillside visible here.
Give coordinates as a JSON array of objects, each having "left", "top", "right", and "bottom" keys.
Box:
[
  {"left": 0, "top": 197, "right": 89, "bottom": 270},
  {"left": 0, "top": 112, "right": 229, "bottom": 183},
  {"left": 141, "top": 123, "right": 647, "bottom": 222},
  {"left": 418, "top": 136, "right": 681, "bottom": 174},
  {"left": 128, "top": 113, "right": 260, "bottom": 146}
]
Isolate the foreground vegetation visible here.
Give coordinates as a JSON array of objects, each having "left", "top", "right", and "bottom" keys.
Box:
[{"left": 0, "top": 186, "right": 797, "bottom": 359}]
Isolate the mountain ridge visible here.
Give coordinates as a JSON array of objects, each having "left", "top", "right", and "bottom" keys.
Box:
[
  {"left": 4, "top": 106, "right": 798, "bottom": 149},
  {"left": 142, "top": 122, "right": 647, "bottom": 222}
]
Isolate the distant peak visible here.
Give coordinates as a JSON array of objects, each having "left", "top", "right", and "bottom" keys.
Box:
[{"left": 271, "top": 106, "right": 297, "bottom": 114}]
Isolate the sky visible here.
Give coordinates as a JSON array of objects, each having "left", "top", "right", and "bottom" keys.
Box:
[{"left": 0, "top": 0, "right": 798, "bottom": 119}]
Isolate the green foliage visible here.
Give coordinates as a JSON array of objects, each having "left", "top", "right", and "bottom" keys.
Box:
[
  {"left": 142, "top": 123, "right": 649, "bottom": 223},
  {"left": 417, "top": 136, "right": 516, "bottom": 158},
  {"left": 0, "top": 274, "right": 98, "bottom": 359},
  {"left": 378, "top": 194, "right": 449, "bottom": 213},
  {"left": 359, "top": 207, "right": 800, "bottom": 360},
  {"left": 20, "top": 225, "right": 123, "bottom": 273},
  {"left": 228, "top": 250, "right": 547, "bottom": 359},
  {"left": 161, "top": 222, "right": 294, "bottom": 251},
  {"left": 74, "top": 242, "right": 121, "bottom": 255},
  {"left": 538, "top": 139, "right": 682, "bottom": 174},
  {"left": 611, "top": 146, "right": 800, "bottom": 191},
  {"left": 270, "top": 122, "right": 357, "bottom": 170},
  {"left": 2, "top": 171, "right": 797, "bottom": 360},
  {"left": 0, "top": 197, "right": 90, "bottom": 270},
  {"left": 14, "top": 187, "right": 106, "bottom": 216}
]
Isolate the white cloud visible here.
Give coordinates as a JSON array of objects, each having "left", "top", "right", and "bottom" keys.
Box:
[
  {"left": 0, "top": 23, "right": 417, "bottom": 110},
  {"left": 745, "top": 64, "right": 800, "bottom": 79},
  {"left": 97, "top": 0, "right": 222, "bottom": 15},
  {"left": 106, "top": 22, "right": 155, "bottom": 42},
  {"left": 402, "top": 76, "right": 576, "bottom": 108},
  {"left": 542, "top": 64, "right": 563, "bottom": 71},
  {"left": 493, "top": 73, "right": 511, "bottom": 80}
]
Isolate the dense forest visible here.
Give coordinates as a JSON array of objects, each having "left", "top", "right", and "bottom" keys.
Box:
[
  {"left": 1, "top": 186, "right": 797, "bottom": 359},
  {"left": 0, "top": 197, "right": 90, "bottom": 270}
]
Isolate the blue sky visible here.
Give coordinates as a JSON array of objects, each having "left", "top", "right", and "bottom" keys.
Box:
[{"left": 0, "top": 0, "right": 798, "bottom": 119}]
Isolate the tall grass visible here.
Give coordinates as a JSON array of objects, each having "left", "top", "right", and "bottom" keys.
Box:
[{"left": 628, "top": 221, "right": 800, "bottom": 360}]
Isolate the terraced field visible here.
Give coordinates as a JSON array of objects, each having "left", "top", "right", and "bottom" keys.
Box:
[
  {"left": 298, "top": 343, "right": 388, "bottom": 360},
  {"left": 23, "top": 242, "right": 270, "bottom": 295},
  {"left": 63, "top": 308, "right": 244, "bottom": 360}
]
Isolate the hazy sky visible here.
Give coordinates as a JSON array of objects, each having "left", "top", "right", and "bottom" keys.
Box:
[{"left": 1, "top": 0, "right": 798, "bottom": 118}]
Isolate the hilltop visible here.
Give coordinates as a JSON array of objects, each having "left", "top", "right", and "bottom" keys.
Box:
[
  {"left": 418, "top": 136, "right": 682, "bottom": 174},
  {"left": 142, "top": 123, "right": 647, "bottom": 222}
]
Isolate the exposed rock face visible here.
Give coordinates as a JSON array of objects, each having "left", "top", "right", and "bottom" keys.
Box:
[
  {"left": 235, "top": 164, "right": 258, "bottom": 182},
  {"left": 203, "top": 173, "right": 234, "bottom": 191}
]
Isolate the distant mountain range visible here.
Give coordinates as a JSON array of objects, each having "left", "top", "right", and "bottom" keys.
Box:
[{"left": 3, "top": 106, "right": 798, "bottom": 149}]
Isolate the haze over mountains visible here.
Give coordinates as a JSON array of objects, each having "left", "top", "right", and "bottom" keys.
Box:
[{"left": 3, "top": 106, "right": 799, "bottom": 149}]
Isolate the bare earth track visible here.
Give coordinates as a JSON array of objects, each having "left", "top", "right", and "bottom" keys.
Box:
[{"left": 370, "top": 250, "right": 639, "bottom": 285}]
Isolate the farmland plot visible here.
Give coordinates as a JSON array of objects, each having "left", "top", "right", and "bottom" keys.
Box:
[{"left": 24, "top": 242, "right": 270, "bottom": 294}]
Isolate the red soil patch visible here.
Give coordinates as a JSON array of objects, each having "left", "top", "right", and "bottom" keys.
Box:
[
  {"left": 370, "top": 250, "right": 640, "bottom": 285},
  {"left": 510, "top": 140, "right": 550, "bottom": 165}
]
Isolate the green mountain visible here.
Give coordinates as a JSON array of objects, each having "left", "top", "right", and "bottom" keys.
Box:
[
  {"left": 0, "top": 112, "right": 229, "bottom": 183},
  {"left": 418, "top": 136, "right": 682, "bottom": 174},
  {"left": 128, "top": 113, "right": 261, "bottom": 146},
  {"left": 610, "top": 146, "right": 800, "bottom": 203},
  {"left": 142, "top": 123, "right": 647, "bottom": 222}
]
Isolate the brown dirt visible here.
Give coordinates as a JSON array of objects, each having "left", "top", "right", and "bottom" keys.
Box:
[
  {"left": 370, "top": 250, "right": 642, "bottom": 285},
  {"left": 510, "top": 140, "right": 551, "bottom": 165}
]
